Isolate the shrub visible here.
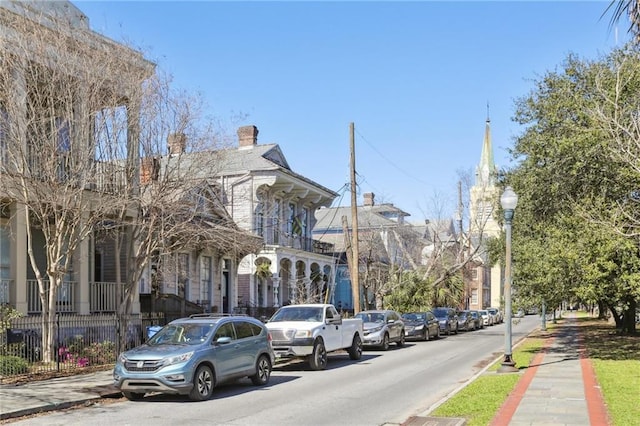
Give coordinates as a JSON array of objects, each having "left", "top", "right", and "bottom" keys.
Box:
[
  {"left": 60, "top": 336, "right": 116, "bottom": 367},
  {"left": 0, "top": 355, "right": 29, "bottom": 375}
]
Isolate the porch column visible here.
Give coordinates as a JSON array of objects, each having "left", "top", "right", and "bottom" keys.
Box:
[
  {"left": 77, "top": 231, "right": 90, "bottom": 314},
  {"left": 11, "top": 203, "right": 28, "bottom": 314},
  {"left": 9, "top": 62, "right": 28, "bottom": 314},
  {"left": 305, "top": 262, "right": 312, "bottom": 301},
  {"left": 272, "top": 275, "right": 280, "bottom": 307}
]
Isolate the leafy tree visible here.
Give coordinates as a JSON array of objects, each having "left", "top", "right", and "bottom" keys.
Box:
[{"left": 507, "top": 46, "right": 640, "bottom": 333}]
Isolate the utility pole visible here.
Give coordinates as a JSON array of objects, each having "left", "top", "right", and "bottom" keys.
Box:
[
  {"left": 349, "top": 122, "right": 361, "bottom": 314},
  {"left": 457, "top": 181, "right": 468, "bottom": 310}
]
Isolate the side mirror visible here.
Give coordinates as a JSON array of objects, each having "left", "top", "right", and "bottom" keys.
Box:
[{"left": 215, "top": 336, "right": 232, "bottom": 345}]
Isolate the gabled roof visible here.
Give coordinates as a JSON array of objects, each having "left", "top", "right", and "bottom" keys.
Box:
[
  {"left": 217, "top": 143, "right": 290, "bottom": 173},
  {"left": 313, "top": 203, "right": 409, "bottom": 231},
  {"left": 165, "top": 142, "right": 337, "bottom": 203}
]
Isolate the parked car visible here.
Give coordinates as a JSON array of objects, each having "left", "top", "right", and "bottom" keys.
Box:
[
  {"left": 113, "top": 314, "right": 275, "bottom": 401},
  {"left": 266, "top": 304, "right": 363, "bottom": 370},
  {"left": 456, "top": 310, "right": 476, "bottom": 331},
  {"left": 479, "top": 309, "right": 493, "bottom": 326},
  {"left": 487, "top": 307, "right": 503, "bottom": 324},
  {"left": 432, "top": 307, "right": 458, "bottom": 335},
  {"left": 468, "top": 310, "right": 484, "bottom": 329},
  {"left": 354, "top": 310, "right": 405, "bottom": 350},
  {"left": 401, "top": 311, "right": 440, "bottom": 341}
]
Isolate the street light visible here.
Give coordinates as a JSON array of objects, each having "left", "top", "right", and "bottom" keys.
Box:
[{"left": 499, "top": 186, "right": 519, "bottom": 373}]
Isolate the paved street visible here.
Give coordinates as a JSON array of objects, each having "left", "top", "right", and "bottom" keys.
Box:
[{"left": 3, "top": 316, "right": 540, "bottom": 426}]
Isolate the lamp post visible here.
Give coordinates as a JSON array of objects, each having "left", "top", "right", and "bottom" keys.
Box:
[{"left": 499, "top": 186, "right": 519, "bottom": 373}]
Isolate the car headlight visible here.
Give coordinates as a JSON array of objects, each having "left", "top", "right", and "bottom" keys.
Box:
[
  {"left": 118, "top": 353, "right": 127, "bottom": 364},
  {"left": 369, "top": 325, "right": 383, "bottom": 333},
  {"left": 294, "top": 329, "right": 312, "bottom": 339},
  {"left": 414, "top": 325, "right": 424, "bottom": 330},
  {"left": 163, "top": 351, "right": 194, "bottom": 366}
]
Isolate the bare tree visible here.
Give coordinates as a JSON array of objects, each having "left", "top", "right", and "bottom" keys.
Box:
[
  {"left": 588, "top": 48, "right": 640, "bottom": 238},
  {"left": 0, "top": 3, "right": 261, "bottom": 361},
  {"left": 0, "top": 3, "right": 156, "bottom": 361}
]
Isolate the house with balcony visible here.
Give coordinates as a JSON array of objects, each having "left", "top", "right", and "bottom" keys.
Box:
[
  {"left": 210, "top": 125, "right": 339, "bottom": 313},
  {"left": 0, "top": 1, "right": 155, "bottom": 316},
  {"left": 125, "top": 125, "right": 338, "bottom": 317},
  {"left": 0, "top": 1, "right": 261, "bottom": 321}
]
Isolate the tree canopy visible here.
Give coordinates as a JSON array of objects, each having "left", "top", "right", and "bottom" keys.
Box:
[{"left": 506, "top": 45, "right": 640, "bottom": 333}]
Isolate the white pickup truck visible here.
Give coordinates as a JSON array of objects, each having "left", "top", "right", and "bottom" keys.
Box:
[{"left": 265, "top": 303, "right": 363, "bottom": 370}]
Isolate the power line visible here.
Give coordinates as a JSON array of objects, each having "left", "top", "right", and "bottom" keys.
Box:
[{"left": 355, "top": 128, "right": 431, "bottom": 186}]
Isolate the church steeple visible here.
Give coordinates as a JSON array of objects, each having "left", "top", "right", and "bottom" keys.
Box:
[{"left": 475, "top": 106, "right": 497, "bottom": 187}]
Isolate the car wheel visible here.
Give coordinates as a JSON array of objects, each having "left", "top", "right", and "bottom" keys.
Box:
[
  {"left": 189, "top": 364, "right": 214, "bottom": 401},
  {"left": 347, "top": 333, "right": 363, "bottom": 360},
  {"left": 122, "top": 391, "right": 144, "bottom": 401},
  {"left": 250, "top": 354, "right": 272, "bottom": 385},
  {"left": 396, "top": 332, "right": 405, "bottom": 347},
  {"left": 381, "top": 333, "right": 390, "bottom": 351},
  {"left": 309, "top": 339, "right": 327, "bottom": 370},
  {"left": 423, "top": 329, "right": 429, "bottom": 341}
]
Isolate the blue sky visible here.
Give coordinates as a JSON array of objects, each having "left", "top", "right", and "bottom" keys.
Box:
[{"left": 76, "top": 1, "right": 627, "bottom": 222}]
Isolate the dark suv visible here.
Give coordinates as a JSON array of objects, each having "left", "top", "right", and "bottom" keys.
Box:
[
  {"left": 432, "top": 307, "right": 458, "bottom": 335},
  {"left": 113, "top": 314, "right": 275, "bottom": 401}
]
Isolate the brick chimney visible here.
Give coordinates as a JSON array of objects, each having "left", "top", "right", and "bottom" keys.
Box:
[
  {"left": 363, "top": 192, "right": 375, "bottom": 207},
  {"left": 168, "top": 133, "right": 186, "bottom": 155},
  {"left": 237, "top": 125, "right": 259, "bottom": 147},
  {"left": 140, "top": 157, "right": 159, "bottom": 184}
]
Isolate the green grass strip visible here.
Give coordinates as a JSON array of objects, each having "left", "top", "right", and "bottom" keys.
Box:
[
  {"left": 591, "top": 359, "right": 640, "bottom": 426},
  {"left": 430, "top": 338, "right": 544, "bottom": 425}
]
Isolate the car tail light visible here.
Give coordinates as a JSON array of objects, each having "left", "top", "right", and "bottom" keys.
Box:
[{"left": 267, "top": 332, "right": 273, "bottom": 342}]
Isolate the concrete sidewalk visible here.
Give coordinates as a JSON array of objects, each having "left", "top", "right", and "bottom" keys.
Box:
[
  {"left": 404, "top": 312, "right": 611, "bottom": 426},
  {"left": 0, "top": 370, "right": 118, "bottom": 421},
  {"left": 490, "top": 314, "right": 610, "bottom": 426},
  {"left": 0, "top": 314, "right": 611, "bottom": 425}
]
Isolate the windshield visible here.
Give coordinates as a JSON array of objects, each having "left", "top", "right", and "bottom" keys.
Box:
[
  {"left": 269, "top": 306, "right": 323, "bottom": 322},
  {"left": 432, "top": 308, "right": 449, "bottom": 318},
  {"left": 355, "top": 312, "right": 385, "bottom": 323},
  {"left": 147, "top": 324, "right": 213, "bottom": 346},
  {"left": 402, "top": 313, "right": 424, "bottom": 321}
]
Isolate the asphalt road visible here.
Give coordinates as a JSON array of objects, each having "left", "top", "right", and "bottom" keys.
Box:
[{"left": 9, "top": 315, "right": 540, "bottom": 426}]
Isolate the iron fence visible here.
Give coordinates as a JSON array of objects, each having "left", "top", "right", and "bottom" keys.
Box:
[{"left": 0, "top": 312, "right": 166, "bottom": 382}]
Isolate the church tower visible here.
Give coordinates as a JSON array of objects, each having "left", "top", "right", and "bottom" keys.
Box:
[{"left": 469, "top": 112, "right": 502, "bottom": 309}]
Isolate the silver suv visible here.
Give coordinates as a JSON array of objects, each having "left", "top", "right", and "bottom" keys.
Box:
[
  {"left": 354, "top": 309, "right": 405, "bottom": 350},
  {"left": 113, "top": 314, "right": 275, "bottom": 401}
]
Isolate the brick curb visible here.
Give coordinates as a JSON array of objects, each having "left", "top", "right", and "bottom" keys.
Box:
[{"left": 577, "top": 324, "right": 611, "bottom": 425}]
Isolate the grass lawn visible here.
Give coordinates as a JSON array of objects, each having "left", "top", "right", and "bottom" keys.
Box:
[
  {"left": 579, "top": 317, "right": 640, "bottom": 426},
  {"left": 429, "top": 314, "right": 639, "bottom": 426}
]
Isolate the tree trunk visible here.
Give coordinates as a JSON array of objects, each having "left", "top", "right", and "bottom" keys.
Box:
[
  {"left": 597, "top": 300, "right": 607, "bottom": 319},
  {"left": 609, "top": 303, "right": 623, "bottom": 329},
  {"left": 621, "top": 298, "right": 637, "bottom": 335}
]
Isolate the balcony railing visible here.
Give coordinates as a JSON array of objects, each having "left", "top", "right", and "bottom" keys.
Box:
[
  {"left": 262, "top": 228, "right": 334, "bottom": 255},
  {"left": 90, "top": 281, "right": 119, "bottom": 313},
  {"left": 27, "top": 279, "right": 77, "bottom": 314}
]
